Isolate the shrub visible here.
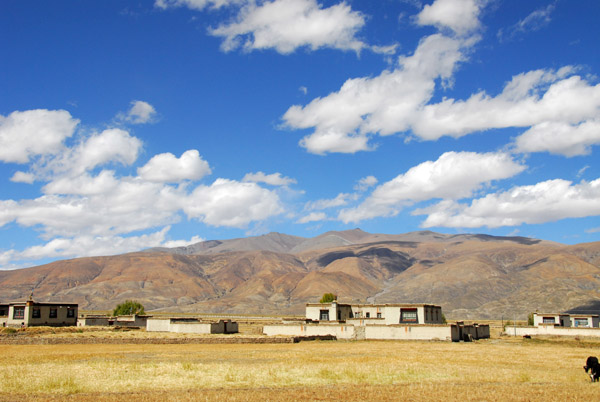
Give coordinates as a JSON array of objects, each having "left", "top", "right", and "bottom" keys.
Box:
[
  {"left": 113, "top": 300, "right": 145, "bottom": 316},
  {"left": 527, "top": 313, "right": 534, "bottom": 326},
  {"left": 319, "top": 293, "right": 337, "bottom": 303}
]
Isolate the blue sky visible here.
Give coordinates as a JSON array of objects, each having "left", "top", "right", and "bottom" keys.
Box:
[{"left": 1, "top": 0, "right": 599, "bottom": 269}]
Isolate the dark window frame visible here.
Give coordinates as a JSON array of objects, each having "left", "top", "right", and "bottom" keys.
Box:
[
  {"left": 67, "top": 308, "right": 75, "bottom": 318},
  {"left": 400, "top": 308, "right": 419, "bottom": 324},
  {"left": 13, "top": 306, "right": 25, "bottom": 319},
  {"left": 49, "top": 308, "right": 58, "bottom": 319},
  {"left": 32, "top": 308, "right": 41, "bottom": 318}
]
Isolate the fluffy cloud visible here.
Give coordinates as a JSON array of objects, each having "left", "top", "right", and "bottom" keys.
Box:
[
  {"left": 0, "top": 109, "right": 79, "bottom": 163},
  {"left": 209, "top": 0, "right": 366, "bottom": 54},
  {"left": 162, "top": 235, "right": 205, "bottom": 248},
  {"left": 514, "top": 119, "right": 600, "bottom": 157},
  {"left": 10, "top": 171, "right": 35, "bottom": 184},
  {"left": 297, "top": 211, "right": 327, "bottom": 224},
  {"left": 0, "top": 109, "right": 286, "bottom": 267},
  {"left": 304, "top": 192, "right": 355, "bottom": 211},
  {"left": 354, "top": 175, "right": 378, "bottom": 192},
  {"left": 416, "top": 0, "right": 483, "bottom": 35},
  {"left": 283, "top": 33, "right": 467, "bottom": 153},
  {"left": 411, "top": 67, "right": 600, "bottom": 140},
  {"left": 416, "top": 178, "right": 600, "bottom": 228},
  {"left": 338, "top": 152, "right": 525, "bottom": 223},
  {"left": 242, "top": 171, "right": 296, "bottom": 186},
  {"left": 42, "top": 170, "right": 120, "bottom": 196},
  {"left": 73, "top": 129, "right": 143, "bottom": 173},
  {"left": 119, "top": 100, "right": 157, "bottom": 124},
  {"left": 17, "top": 228, "right": 170, "bottom": 261},
  {"left": 137, "top": 150, "right": 212, "bottom": 182},
  {"left": 282, "top": 0, "right": 599, "bottom": 156},
  {"left": 183, "top": 178, "right": 283, "bottom": 227}
]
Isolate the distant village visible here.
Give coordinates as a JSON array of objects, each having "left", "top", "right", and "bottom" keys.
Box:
[{"left": 2, "top": 296, "right": 599, "bottom": 342}]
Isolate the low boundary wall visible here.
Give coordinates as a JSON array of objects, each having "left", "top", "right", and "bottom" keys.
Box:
[
  {"left": 365, "top": 325, "right": 452, "bottom": 341},
  {"left": 263, "top": 323, "right": 489, "bottom": 341},
  {"left": 509, "top": 326, "right": 600, "bottom": 338},
  {"left": 147, "top": 318, "right": 238, "bottom": 334},
  {"left": 263, "top": 324, "right": 356, "bottom": 339}
]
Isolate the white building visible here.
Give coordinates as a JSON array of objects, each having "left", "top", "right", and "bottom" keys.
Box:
[
  {"left": 532, "top": 312, "right": 599, "bottom": 328},
  {"left": 264, "top": 301, "right": 488, "bottom": 342},
  {"left": 305, "top": 302, "right": 444, "bottom": 325}
]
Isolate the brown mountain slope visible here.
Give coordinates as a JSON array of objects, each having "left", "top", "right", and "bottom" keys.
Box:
[{"left": 0, "top": 231, "right": 599, "bottom": 319}]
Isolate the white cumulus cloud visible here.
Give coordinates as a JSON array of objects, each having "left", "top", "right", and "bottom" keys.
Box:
[
  {"left": 0, "top": 109, "right": 79, "bottom": 163},
  {"left": 416, "top": 178, "right": 600, "bottom": 228},
  {"left": 209, "top": 0, "right": 366, "bottom": 54},
  {"left": 416, "top": 0, "right": 483, "bottom": 35},
  {"left": 283, "top": 33, "right": 468, "bottom": 154},
  {"left": 242, "top": 171, "right": 296, "bottom": 186},
  {"left": 297, "top": 211, "right": 327, "bottom": 224},
  {"left": 338, "top": 151, "right": 526, "bottom": 223},
  {"left": 137, "top": 149, "right": 212, "bottom": 182},
  {"left": 162, "top": 235, "right": 205, "bottom": 248},
  {"left": 514, "top": 119, "right": 600, "bottom": 157},
  {"left": 183, "top": 178, "right": 283, "bottom": 227},
  {"left": 119, "top": 100, "right": 157, "bottom": 124}
]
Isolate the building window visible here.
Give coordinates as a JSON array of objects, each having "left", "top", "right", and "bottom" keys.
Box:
[
  {"left": 0, "top": 308, "right": 7, "bottom": 316},
  {"left": 319, "top": 310, "right": 329, "bottom": 321},
  {"left": 542, "top": 317, "right": 555, "bottom": 324},
  {"left": 366, "top": 312, "right": 370, "bottom": 318},
  {"left": 49, "top": 308, "right": 58, "bottom": 318},
  {"left": 574, "top": 318, "right": 589, "bottom": 327},
  {"left": 13, "top": 306, "right": 25, "bottom": 319},
  {"left": 67, "top": 308, "right": 75, "bottom": 318},
  {"left": 377, "top": 312, "right": 382, "bottom": 319},
  {"left": 400, "top": 309, "right": 418, "bottom": 323},
  {"left": 32, "top": 308, "right": 41, "bottom": 318}
]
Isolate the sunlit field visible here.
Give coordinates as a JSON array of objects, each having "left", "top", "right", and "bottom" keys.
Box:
[{"left": 2, "top": 331, "right": 600, "bottom": 401}]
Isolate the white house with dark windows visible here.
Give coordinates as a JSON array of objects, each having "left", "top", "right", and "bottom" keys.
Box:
[
  {"left": 264, "top": 301, "right": 489, "bottom": 341},
  {"left": 305, "top": 302, "right": 444, "bottom": 325},
  {"left": 533, "top": 312, "right": 599, "bottom": 328},
  {"left": 0, "top": 299, "right": 78, "bottom": 327}
]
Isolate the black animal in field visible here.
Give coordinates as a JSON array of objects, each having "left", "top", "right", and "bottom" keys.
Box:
[{"left": 584, "top": 356, "right": 600, "bottom": 382}]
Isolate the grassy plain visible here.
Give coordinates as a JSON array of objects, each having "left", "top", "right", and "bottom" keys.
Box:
[{"left": 2, "top": 330, "right": 600, "bottom": 401}]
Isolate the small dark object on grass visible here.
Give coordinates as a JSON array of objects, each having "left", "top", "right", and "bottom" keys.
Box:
[
  {"left": 523, "top": 335, "right": 531, "bottom": 339},
  {"left": 584, "top": 356, "right": 600, "bottom": 382}
]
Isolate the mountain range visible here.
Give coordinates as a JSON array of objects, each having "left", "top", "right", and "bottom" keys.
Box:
[{"left": 1, "top": 229, "right": 599, "bottom": 319}]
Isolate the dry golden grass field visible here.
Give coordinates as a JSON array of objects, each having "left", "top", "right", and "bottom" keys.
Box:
[{"left": 3, "top": 327, "right": 600, "bottom": 402}]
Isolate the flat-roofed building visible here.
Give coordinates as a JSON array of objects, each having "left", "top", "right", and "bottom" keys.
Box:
[
  {"left": 0, "top": 299, "right": 78, "bottom": 327},
  {"left": 533, "top": 313, "right": 571, "bottom": 327},
  {"left": 305, "top": 302, "right": 444, "bottom": 325}
]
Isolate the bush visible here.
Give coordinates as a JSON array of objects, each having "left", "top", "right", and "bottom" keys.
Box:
[
  {"left": 319, "top": 293, "right": 337, "bottom": 303},
  {"left": 527, "top": 313, "right": 534, "bottom": 326},
  {"left": 113, "top": 300, "right": 145, "bottom": 316}
]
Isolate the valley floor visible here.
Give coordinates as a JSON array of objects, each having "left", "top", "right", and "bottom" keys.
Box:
[{"left": 1, "top": 328, "right": 599, "bottom": 401}]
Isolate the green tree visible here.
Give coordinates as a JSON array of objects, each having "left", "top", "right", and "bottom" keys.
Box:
[
  {"left": 527, "top": 312, "right": 534, "bottom": 326},
  {"left": 113, "top": 300, "right": 145, "bottom": 316},
  {"left": 441, "top": 313, "right": 447, "bottom": 324},
  {"left": 319, "top": 293, "right": 337, "bottom": 303}
]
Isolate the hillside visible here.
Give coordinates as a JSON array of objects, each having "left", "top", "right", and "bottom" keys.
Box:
[{"left": 1, "top": 230, "right": 599, "bottom": 319}]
